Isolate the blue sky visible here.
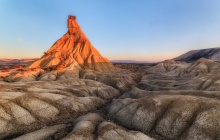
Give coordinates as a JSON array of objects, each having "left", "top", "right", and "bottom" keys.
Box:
[{"left": 0, "top": 0, "right": 220, "bottom": 61}]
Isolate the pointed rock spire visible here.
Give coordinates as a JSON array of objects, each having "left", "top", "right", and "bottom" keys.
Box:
[{"left": 28, "top": 15, "right": 115, "bottom": 72}]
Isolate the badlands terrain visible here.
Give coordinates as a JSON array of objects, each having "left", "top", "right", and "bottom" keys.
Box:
[{"left": 0, "top": 16, "right": 220, "bottom": 140}]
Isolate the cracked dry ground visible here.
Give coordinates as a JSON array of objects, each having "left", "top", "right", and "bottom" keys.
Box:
[{"left": 0, "top": 65, "right": 220, "bottom": 140}]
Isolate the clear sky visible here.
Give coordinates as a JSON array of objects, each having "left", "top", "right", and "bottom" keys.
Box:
[{"left": 1, "top": 0, "right": 220, "bottom": 62}]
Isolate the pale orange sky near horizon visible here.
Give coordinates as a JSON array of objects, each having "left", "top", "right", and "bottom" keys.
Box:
[
  {"left": 0, "top": 41, "right": 181, "bottom": 62},
  {"left": 0, "top": 40, "right": 219, "bottom": 62}
]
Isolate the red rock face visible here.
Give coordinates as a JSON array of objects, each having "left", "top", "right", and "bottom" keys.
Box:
[
  {"left": 28, "top": 15, "right": 115, "bottom": 72},
  {"left": 68, "top": 16, "right": 79, "bottom": 35}
]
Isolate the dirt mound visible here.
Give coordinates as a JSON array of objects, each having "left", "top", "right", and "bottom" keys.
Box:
[{"left": 186, "top": 58, "right": 220, "bottom": 74}]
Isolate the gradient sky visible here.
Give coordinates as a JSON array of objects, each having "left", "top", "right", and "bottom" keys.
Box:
[{"left": 1, "top": 0, "right": 220, "bottom": 61}]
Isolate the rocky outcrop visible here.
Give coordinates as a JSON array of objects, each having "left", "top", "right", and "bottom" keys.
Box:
[
  {"left": 62, "top": 113, "right": 154, "bottom": 140},
  {"left": 0, "top": 78, "right": 120, "bottom": 139},
  {"left": 149, "top": 60, "right": 189, "bottom": 76},
  {"left": 107, "top": 94, "right": 220, "bottom": 140},
  {"left": 14, "top": 113, "right": 154, "bottom": 140},
  {"left": 28, "top": 16, "right": 115, "bottom": 72}
]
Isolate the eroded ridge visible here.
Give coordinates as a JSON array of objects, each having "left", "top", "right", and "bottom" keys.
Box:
[
  {"left": 0, "top": 78, "right": 120, "bottom": 139},
  {"left": 14, "top": 113, "right": 154, "bottom": 140},
  {"left": 107, "top": 94, "right": 220, "bottom": 140}
]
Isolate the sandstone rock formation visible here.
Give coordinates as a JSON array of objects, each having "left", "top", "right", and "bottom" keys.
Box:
[
  {"left": 28, "top": 16, "right": 115, "bottom": 72},
  {"left": 0, "top": 16, "right": 117, "bottom": 82}
]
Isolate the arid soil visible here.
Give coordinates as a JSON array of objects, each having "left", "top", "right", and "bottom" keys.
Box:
[{"left": 0, "top": 59, "right": 219, "bottom": 140}]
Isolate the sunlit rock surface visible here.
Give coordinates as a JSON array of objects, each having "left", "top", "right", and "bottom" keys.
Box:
[{"left": 28, "top": 15, "right": 115, "bottom": 72}]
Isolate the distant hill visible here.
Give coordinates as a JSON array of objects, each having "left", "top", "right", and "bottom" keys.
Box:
[
  {"left": 173, "top": 47, "right": 220, "bottom": 61},
  {"left": 0, "top": 58, "right": 37, "bottom": 65},
  {"left": 111, "top": 60, "right": 152, "bottom": 64}
]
